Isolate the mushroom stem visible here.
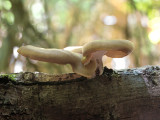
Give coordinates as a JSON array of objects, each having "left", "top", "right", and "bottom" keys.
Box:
[
  {"left": 81, "top": 54, "right": 92, "bottom": 65},
  {"left": 90, "top": 51, "right": 107, "bottom": 76}
]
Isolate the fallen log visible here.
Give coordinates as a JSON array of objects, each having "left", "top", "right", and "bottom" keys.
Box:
[{"left": 0, "top": 66, "right": 160, "bottom": 120}]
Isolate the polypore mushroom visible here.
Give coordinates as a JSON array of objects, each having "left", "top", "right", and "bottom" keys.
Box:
[
  {"left": 82, "top": 40, "right": 134, "bottom": 76},
  {"left": 17, "top": 45, "right": 97, "bottom": 78}
]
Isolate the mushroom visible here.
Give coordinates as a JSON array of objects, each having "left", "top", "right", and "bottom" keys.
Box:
[
  {"left": 81, "top": 40, "right": 134, "bottom": 76},
  {"left": 17, "top": 40, "right": 134, "bottom": 78},
  {"left": 17, "top": 45, "right": 97, "bottom": 78}
]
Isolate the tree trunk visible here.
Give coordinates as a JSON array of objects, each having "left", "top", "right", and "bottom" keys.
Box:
[{"left": 0, "top": 66, "right": 160, "bottom": 120}]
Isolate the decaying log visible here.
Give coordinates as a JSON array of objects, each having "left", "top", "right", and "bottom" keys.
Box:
[{"left": 0, "top": 66, "right": 160, "bottom": 120}]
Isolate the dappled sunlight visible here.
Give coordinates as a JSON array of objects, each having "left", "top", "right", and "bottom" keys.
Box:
[
  {"left": 149, "top": 17, "right": 160, "bottom": 44},
  {"left": 14, "top": 61, "right": 23, "bottom": 73},
  {"left": 112, "top": 57, "right": 130, "bottom": 70},
  {"left": 13, "top": 46, "right": 19, "bottom": 58},
  {"left": 0, "top": 0, "right": 160, "bottom": 74},
  {"left": 31, "top": 2, "right": 44, "bottom": 20},
  {"left": 103, "top": 16, "right": 117, "bottom": 26}
]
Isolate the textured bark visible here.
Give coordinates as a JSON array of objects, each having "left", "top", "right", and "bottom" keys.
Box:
[{"left": 0, "top": 66, "right": 160, "bottom": 120}]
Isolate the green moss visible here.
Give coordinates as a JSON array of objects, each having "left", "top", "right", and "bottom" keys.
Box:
[
  {"left": 0, "top": 74, "right": 16, "bottom": 81},
  {"left": 111, "top": 72, "right": 120, "bottom": 78},
  {"left": 8, "top": 74, "right": 17, "bottom": 81}
]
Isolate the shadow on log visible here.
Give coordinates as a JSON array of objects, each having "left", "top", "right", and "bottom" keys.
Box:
[{"left": 0, "top": 66, "right": 160, "bottom": 120}]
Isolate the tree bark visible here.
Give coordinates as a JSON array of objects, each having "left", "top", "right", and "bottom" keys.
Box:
[{"left": 0, "top": 66, "right": 160, "bottom": 120}]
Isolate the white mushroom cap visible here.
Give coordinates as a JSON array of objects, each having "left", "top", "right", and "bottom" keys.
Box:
[
  {"left": 18, "top": 45, "right": 97, "bottom": 78},
  {"left": 83, "top": 40, "right": 134, "bottom": 58}
]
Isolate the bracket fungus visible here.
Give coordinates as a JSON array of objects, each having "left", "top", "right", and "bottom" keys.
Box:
[{"left": 17, "top": 40, "right": 134, "bottom": 78}]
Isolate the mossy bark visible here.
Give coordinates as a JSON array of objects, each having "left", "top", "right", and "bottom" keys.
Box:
[{"left": 0, "top": 66, "right": 160, "bottom": 120}]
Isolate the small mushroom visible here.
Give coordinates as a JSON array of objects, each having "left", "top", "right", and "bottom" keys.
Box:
[
  {"left": 17, "top": 45, "right": 97, "bottom": 78},
  {"left": 82, "top": 40, "right": 134, "bottom": 76}
]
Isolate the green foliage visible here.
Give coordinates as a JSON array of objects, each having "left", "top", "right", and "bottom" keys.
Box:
[
  {"left": 2, "top": 12, "right": 14, "bottom": 24},
  {"left": 128, "top": 0, "right": 159, "bottom": 19},
  {"left": 0, "top": 0, "right": 160, "bottom": 74},
  {"left": 133, "top": 0, "right": 152, "bottom": 11},
  {"left": 0, "top": 0, "right": 12, "bottom": 10}
]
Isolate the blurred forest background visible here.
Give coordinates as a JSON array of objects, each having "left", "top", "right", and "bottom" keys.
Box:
[{"left": 0, "top": 0, "right": 160, "bottom": 74}]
